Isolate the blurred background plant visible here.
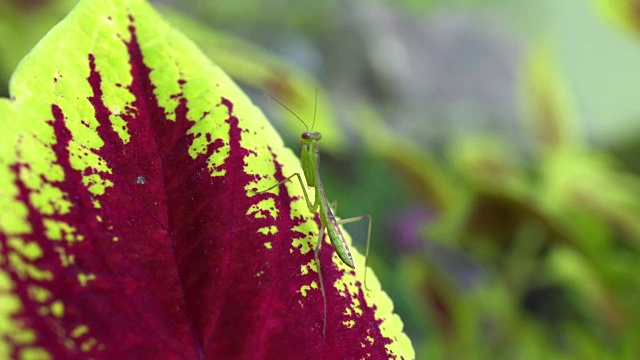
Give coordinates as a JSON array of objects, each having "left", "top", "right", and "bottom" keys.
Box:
[{"left": 3, "top": 0, "right": 640, "bottom": 358}]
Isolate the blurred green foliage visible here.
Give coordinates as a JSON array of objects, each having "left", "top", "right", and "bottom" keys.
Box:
[
  {"left": 4, "top": 0, "right": 640, "bottom": 359},
  {"left": 0, "top": 0, "right": 77, "bottom": 97}
]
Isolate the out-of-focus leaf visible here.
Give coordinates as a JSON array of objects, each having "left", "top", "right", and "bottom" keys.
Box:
[
  {"left": 594, "top": 0, "right": 640, "bottom": 36},
  {"left": 507, "top": 0, "right": 640, "bottom": 146},
  {"left": 447, "top": 136, "right": 529, "bottom": 198},
  {"left": 352, "top": 100, "right": 463, "bottom": 215},
  {"left": 0, "top": 0, "right": 413, "bottom": 358},
  {"left": 521, "top": 43, "right": 580, "bottom": 153},
  {"left": 548, "top": 247, "right": 625, "bottom": 331},
  {"left": 539, "top": 150, "right": 640, "bottom": 250},
  {"left": 159, "top": 7, "right": 347, "bottom": 154}
]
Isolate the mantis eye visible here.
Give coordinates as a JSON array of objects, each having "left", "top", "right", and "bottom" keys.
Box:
[{"left": 301, "top": 132, "right": 322, "bottom": 141}]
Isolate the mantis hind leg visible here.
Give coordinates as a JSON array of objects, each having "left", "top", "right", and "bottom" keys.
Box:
[
  {"left": 336, "top": 215, "right": 373, "bottom": 290},
  {"left": 314, "top": 225, "right": 327, "bottom": 336}
]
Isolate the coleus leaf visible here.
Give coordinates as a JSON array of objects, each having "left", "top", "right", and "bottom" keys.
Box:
[
  {"left": 0, "top": 0, "right": 414, "bottom": 359},
  {"left": 157, "top": 7, "right": 347, "bottom": 154}
]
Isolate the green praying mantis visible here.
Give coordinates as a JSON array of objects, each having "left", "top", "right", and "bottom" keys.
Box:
[{"left": 258, "top": 91, "right": 373, "bottom": 335}]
